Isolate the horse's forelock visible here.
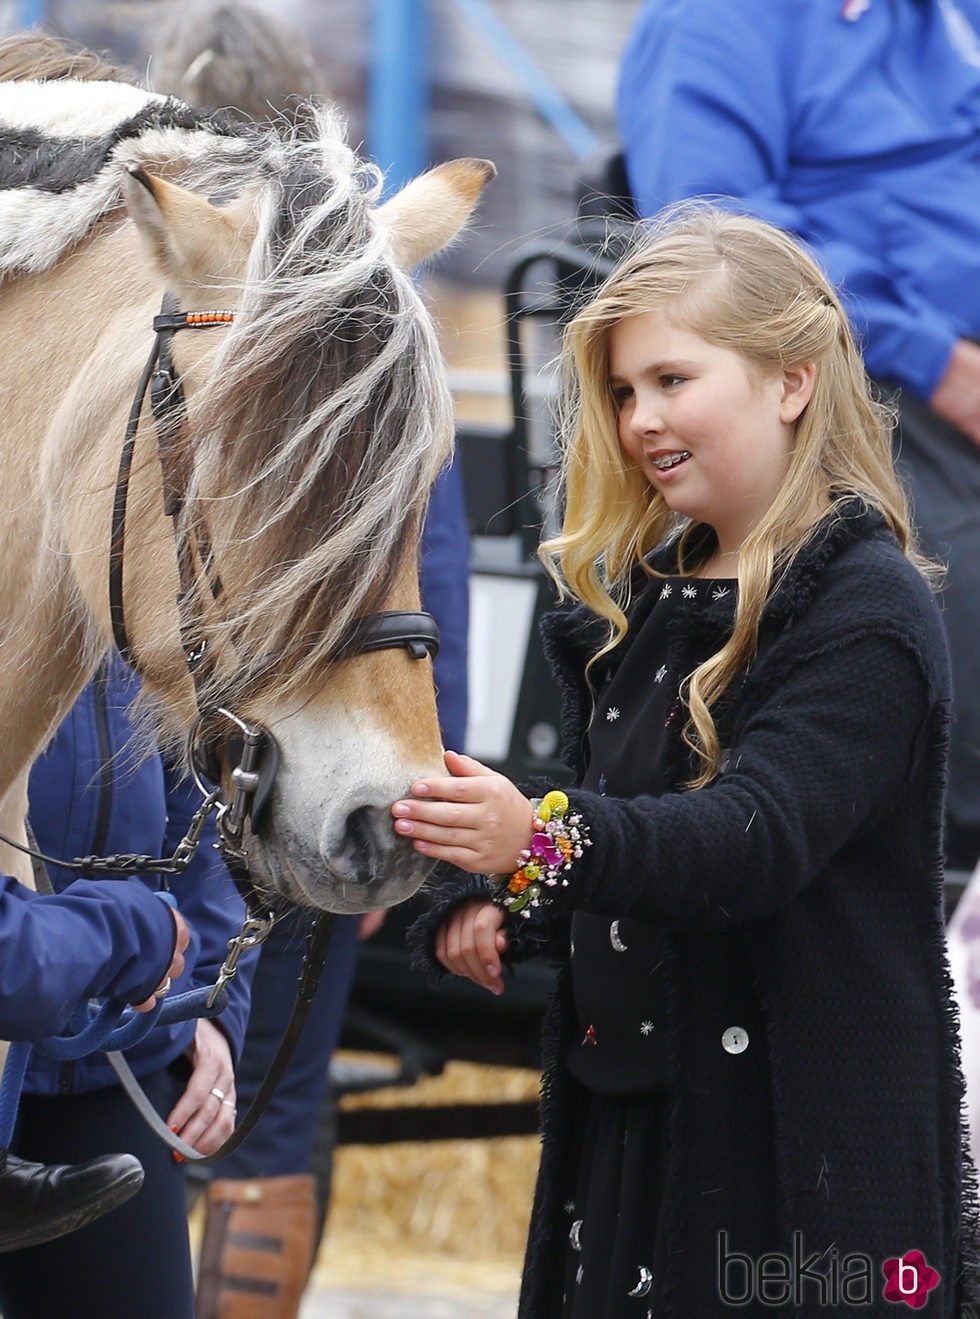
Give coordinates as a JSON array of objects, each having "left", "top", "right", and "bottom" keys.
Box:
[{"left": 183, "top": 116, "right": 453, "bottom": 705}]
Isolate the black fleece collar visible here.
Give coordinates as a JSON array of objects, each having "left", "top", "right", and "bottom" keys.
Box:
[{"left": 543, "top": 498, "right": 890, "bottom": 659}]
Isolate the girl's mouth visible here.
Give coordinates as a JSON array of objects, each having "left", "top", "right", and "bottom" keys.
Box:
[{"left": 652, "top": 450, "right": 692, "bottom": 471}]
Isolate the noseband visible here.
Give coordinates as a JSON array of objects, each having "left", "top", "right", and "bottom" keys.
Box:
[{"left": 107, "top": 293, "right": 441, "bottom": 880}]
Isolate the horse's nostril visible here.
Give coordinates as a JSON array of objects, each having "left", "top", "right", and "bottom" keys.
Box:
[{"left": 342, "top": 805, "right": 388, "bottom": 876}]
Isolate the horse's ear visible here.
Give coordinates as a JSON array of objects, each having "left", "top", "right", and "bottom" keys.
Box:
[
  {"left": 121, "top": 167, "right": 245, "bottom": 284},
  {"left": 377, "top": 158, "right": 496, "bottom": 270}
]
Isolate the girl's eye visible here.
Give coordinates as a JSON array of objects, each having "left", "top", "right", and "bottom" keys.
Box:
[
  {"left": 610, "top": 384, "right": 633, "bottom": 407},
  {"left": 660, "top": 374, "right": 685, "bottom": 389}
]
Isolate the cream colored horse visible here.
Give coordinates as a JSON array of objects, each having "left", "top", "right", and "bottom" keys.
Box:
[{"left": 0, "top": 80, "right": 492, "bottom": 913}]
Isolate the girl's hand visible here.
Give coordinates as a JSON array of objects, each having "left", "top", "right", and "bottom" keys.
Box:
[
  {"left": 165, "top": 1017, "right": 236, "bottom": 1155},
  {"left": 435, "top": 897, "right": 509, "bottom": 995},
  {"left": 391, "top": 750, "right": 535, "bottom": 875}
]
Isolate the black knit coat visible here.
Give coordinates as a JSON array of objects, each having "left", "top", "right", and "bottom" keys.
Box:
[{"left": 411, "top": 506, "right": 974, "bottom": 1317}]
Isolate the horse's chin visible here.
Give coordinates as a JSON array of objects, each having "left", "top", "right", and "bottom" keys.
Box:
[{"left": 247, "top": 828, "right": 435, "bottom": 914}]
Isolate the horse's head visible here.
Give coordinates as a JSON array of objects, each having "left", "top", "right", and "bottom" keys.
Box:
[{"left": 102, "top": 110, "right": 494, "bottom": 911}]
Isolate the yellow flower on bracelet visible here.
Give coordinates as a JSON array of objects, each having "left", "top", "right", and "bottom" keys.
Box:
[{"left": 537, "top": 790, "right": 569, "bottom": 823}]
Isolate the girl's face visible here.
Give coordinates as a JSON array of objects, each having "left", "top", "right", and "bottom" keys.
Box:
[{"left": 608, "top": 310, "right": 814, "bottom": 555}]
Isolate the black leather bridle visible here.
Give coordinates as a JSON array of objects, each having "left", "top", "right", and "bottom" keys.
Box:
[
  {"left": 108, "top": 293, "right": 440, "bottom": 884},
  {"left": 0, "top": 294, "right": 445, "bottom": 1164}
]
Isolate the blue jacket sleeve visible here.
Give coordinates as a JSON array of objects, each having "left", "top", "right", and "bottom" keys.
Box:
[
  {"left": 421, "top": 459, "right": 470, "bottom": 753},
  {"left": 617, "top": 0, "right": 959, "bottom": 397},
  {"left": 160, "top": 764, "right": 255, "bottom": 1065},
  {"left": 0, "top": 875, "right": 176, "bottom": 1040}
]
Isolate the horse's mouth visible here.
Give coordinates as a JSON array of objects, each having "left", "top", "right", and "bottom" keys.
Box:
[{"left": 248, "top": 818, "right": 433, "bottom": 914}]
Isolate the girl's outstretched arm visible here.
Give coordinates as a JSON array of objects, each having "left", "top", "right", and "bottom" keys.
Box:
[{"left": 391, "top": 750, "right": 535, "bottom": 876}]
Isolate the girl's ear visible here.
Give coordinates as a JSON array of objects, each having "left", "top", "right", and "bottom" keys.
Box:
[{"left": 780, "top": 362, "right": 816, "bottom": 424}]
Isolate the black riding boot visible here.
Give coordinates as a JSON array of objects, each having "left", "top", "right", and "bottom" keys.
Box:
[{"left": 0, "top": 1147, "right": 144, "bottom": 1252}]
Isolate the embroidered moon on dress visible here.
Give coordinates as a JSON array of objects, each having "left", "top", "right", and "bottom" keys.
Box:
[
  {"left": 609, "top": 919, "right": 629, "bottom": 952},
  {"left": 628, "top": 1266, "right": 654, "bottom": 1297},
  {"left": 569, "top": 1220, "right": 583, "bottom": 1251}
]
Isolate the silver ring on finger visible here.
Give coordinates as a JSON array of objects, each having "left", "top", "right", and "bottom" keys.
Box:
[
  {"left": 221, "top": 1099, "right": 236, "bottom": 1112},
  {"left": 209, "top": 1086, "right": 226, "bottom": 1102}
]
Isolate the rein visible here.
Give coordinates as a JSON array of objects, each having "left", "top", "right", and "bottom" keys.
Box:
[{"left": 0, "top": 293, "right": 443, "bottom": 1162}]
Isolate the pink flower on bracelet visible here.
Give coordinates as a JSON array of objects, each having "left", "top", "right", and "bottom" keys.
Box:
[
  {"left": 531, "top": 832, "right": 563, "bottom": 870},
  {"left": 492, "top": 790, "right": 590, "bottom": 918}
]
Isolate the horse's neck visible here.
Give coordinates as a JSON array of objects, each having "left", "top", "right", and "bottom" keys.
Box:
[
  {"left": 0, "top": 226, "right": 157, "bottom": 789},
  {"left": 0, "top": 773, "right": 33, "bottom": 887}
]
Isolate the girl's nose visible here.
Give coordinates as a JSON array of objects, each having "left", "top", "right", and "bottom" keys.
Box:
[{"left": 630, "top": 390, "right": 665, "bottom": 435}]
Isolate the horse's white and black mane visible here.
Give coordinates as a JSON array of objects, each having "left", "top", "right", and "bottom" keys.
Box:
[
  {"left": 0, "top": 80, "right": 454, "bottom": 708},
  {"left": 0, "top": 82, "right": 251, "bottom": 276}
]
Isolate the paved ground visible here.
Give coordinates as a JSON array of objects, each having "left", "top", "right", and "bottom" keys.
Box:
[{"left": 301, "top": 1284, "right": 517, "bottom": 1318}]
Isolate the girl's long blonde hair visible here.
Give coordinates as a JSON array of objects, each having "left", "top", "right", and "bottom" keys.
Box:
[{"left": 540, "top": 204, "right": 931, "bottom": 788}]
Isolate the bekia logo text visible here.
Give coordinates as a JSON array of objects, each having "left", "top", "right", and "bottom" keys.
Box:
[{"left": 718, "top": 1233, "right": 940, "bottom": 1308}]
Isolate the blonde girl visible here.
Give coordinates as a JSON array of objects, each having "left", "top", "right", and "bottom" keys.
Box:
[{"left": 395, "top": 207, "right": 969, "bottom": 1317}]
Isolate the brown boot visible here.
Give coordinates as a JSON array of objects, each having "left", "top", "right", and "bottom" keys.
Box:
[{"left": 196, "top": 1175, "right": 316, "bottom": 1319}]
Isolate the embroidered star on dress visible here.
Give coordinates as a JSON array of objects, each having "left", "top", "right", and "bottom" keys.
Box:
[
  {"left": 654, "top": 665, "right": 668, "bottom": 683},
  {"left": 682, "top": 583, "right": 698, "bottom": 598},
  {"left": 640, "top": 1021, "right": 654, "bottom": 1035},
  {"left": 711, "top": 585, "right": 732, "bottom": 601},
  {"left": 606, "top": 706, "right": 621, "bottom": 721},
  {"left": 658, "top": 582, "right": 672, "bottom": 599}
]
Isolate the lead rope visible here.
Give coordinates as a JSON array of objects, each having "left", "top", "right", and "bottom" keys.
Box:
[{"left": 105, "top": 911, "right": 334, "bottom": 1164}]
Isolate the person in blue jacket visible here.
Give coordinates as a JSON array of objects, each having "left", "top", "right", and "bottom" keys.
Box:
[
  {"left": 0, "top": 656, "right": 254, "bottom": 1319},
  {"left": 0, "top": 850, "right": 187, "bottom": 1252},
  {"left": 617, "top": 0, "right": 980, "bottom": 872}
]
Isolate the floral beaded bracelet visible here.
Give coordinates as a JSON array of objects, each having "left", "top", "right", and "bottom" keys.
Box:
[{"left": 490, "top": 790, "right": 591, "bottom": 918}]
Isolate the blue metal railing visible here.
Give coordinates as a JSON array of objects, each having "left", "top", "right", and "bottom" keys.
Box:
[
  {"left": 369, "top": 0, "right": 428, "bottom": 194},
  {"left": 369, "top": 0, "right": 599, "bottom": 190},
  {"left": 17, "top": 0, "right": 45, "bottom": 26}
]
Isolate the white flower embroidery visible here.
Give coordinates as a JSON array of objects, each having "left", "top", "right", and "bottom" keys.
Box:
[
  {"left": 654, "top": 665, "right": 668, "bottom": 684},
  {"left": 659, "top": 582, "right": 672, "bottom": 600},
  {"left": 711, "top": 585, "right": 731, "bottom": 601},
  {"left": 682, "top": 583, "right": 698, "bottom": 599},
  {"left": 641, "top": 1021, "right": 655, "bottom": 1035},
  {"left": 606, "top": 706, "right": 621, "bottom": 721}
]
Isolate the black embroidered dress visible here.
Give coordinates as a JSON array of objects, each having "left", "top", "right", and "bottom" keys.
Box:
[
  {"left": 560, "top": 575, "right": 739, "bottom": 1319},
  {"left": 410, "top": 506, "right": 964, "bottom": 1319}
]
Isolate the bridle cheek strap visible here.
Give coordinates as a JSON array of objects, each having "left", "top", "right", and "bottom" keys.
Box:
[{"left": 109, "top": 296, "right": 236, "bottom": 668}]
